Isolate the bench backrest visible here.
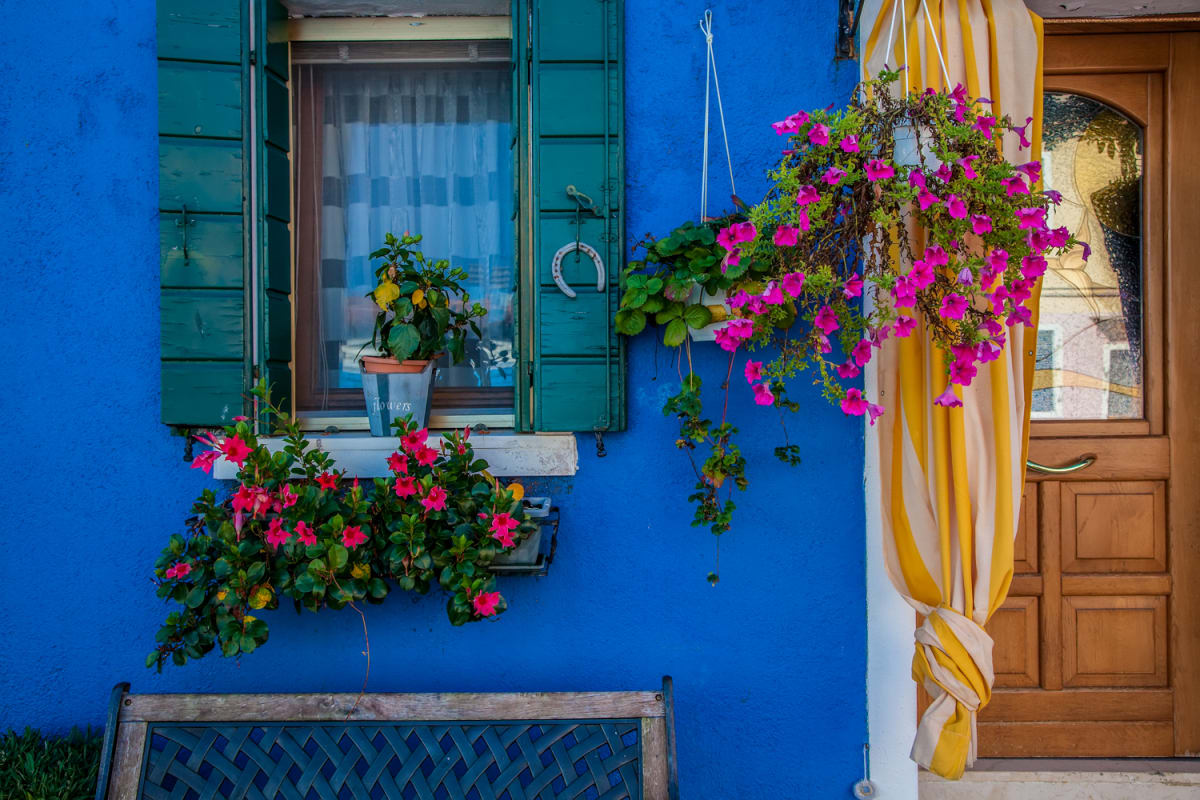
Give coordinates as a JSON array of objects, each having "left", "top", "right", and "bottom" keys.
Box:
[{"left": 95, "top": 679, "right": 678, "bottom": 799}]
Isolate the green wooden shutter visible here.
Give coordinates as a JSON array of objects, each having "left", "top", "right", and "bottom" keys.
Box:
[
  {"left": 517, "top": 0, "right": 625, "bottom": 432},
  {"left": 157, "top": 0, "right": 291, "bottom": 427}
]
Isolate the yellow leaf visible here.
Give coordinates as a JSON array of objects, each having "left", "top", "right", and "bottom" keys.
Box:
[
  {"left": 374, "top": 280, "right": 400, "bottom": 310},
  {"left": 248, "top": 586, "right": 273, "bottom": 610},
  {"left": 506, "top": 482, "right": 525, "bottom": 502},
  {"left": 216, "top": 589, "right": 228, "bottom": 603},
  {"left": 411, "top": 288, "right": 426, "bottom": 308},
  {"left": 243, "top": 614, "right": 257, "bottom": 626},
  {"left": 351, "top": 563, "right": 370, "bottom": 580}
]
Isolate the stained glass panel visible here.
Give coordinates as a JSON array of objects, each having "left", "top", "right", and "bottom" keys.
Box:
[{"left": 1033, "top": 92, "right": 1143, "bottom": 420}]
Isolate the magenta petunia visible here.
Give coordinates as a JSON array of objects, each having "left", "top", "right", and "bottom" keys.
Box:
[
  {"left": 894, "top": 315, "right": 916, "bottom": 338},
  {"left": 795, "top": 184, "right": 821, "bottom": 206},
  {"left": 970, "top": 214, "right": 992, "bottom": 235},
  {"left": 1001, "top": 175, "right": 1029, "bottom": 197},
  {"left": 836, "top": 361, "right": 860, "bottom": 379},
  {"left": 1015, "top": 207, "right": 1046, "bottom": 230},
  {"left": 917, "top": 189, "right": 940, "bottom": 210},
  {"left": 940, "top": 293, "right": 969, "bottom": 320},
  {"left": 752, "top": 382, "right": 775, "bottom": 406},
  {"left": 842, "top": 272, "right": 863, "bottom": 300},
  {"left": 957, "top": 267, "right": 974, "bottom": 286},
  {"left": 744, "top": 360, "right": 763, "bottom": 384},
  {"left": 852, "top": 339, "right": 873, "bottom": 367},
  {"left": 841, "top": 388, "right": 868, "bottom": 416},
  {"left": 813, "top": 305, "right": 840, "bottom": 335},
  {"left": 864, "top": 158, "right": 895, "bottom": 181},
  {"left": 773, "top": 225, "right": 800, "bottom": 247},
  {"left": 808, "top": 122, "right": 830, "bottom": 146},
  {"left": 945, "top": 194, "right": 968, "bottom": 219},
  {"left": 839, "top": 134, "right": 860, "bottom": 153},
  {"left": 782, "top": 272, "right": 805, "bottom": 297},
  {"left": 908, "top": 170, "right": 926, "bottom": 190},
  {"left": 956, "top": 155, "right": 979, "bottom": 179},
  {"left": 934, "top": 388, "right": 963, "bottom": 408},
  {"left": 823, "top": 166, "right": 847, "bottom": 186}
]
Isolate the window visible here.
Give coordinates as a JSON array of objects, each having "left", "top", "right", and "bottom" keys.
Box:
[
  {"left": 292, "top": 38, "right": 516, "bottom": 428},
  {"left": 156, "top": 0, "right": 625, "bottom": 435}
]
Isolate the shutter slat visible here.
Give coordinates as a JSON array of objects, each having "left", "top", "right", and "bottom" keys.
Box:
[{"left": 522, "top": 0, "right": 624, "bottom": 432}]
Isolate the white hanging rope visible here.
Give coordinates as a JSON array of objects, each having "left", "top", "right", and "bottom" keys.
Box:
[
  {"left": 699, "top": 9, "right": 736, "bottom": 221},
  {"left": 880, "top": 0, "right": 952, "bottom": 95}
]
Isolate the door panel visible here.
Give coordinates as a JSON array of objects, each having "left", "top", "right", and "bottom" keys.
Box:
[{"left": 976, "top": 28, "right": 1199, "bottom": 758}]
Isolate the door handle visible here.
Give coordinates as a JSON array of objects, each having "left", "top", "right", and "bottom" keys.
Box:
[{"left": 1026, "top": 455, "right": 1096, "bottom": 474}]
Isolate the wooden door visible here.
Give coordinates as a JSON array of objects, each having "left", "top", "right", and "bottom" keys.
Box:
[{"left": 976, "top": 26, "right": 1200, "bottom": 758}]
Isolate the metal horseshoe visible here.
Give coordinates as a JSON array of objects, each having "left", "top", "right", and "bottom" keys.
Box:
[{"left": 551, "top": 241, "right": 606, "bottom": 299}]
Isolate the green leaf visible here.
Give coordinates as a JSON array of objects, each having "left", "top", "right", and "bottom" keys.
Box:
[
  {"left": 386, "top": 324, "right": 420, "bottom": 360},
  {"left": 614, "top": 308, "right": 646, "bottom": 336},
  {"left": 185, "top": 587, "right": 206, "bottom": 609},
  {"left": 663, "top": 318, "right": 688, "bottom": 347},
  {"left": 645, "top": 277, "right": 663, "bottom": 293},
  {"left": 213, "top": 558, "right": 231, "bottom": 578},
  {"left": 245, "top": 562, "right": 266, "bottom": 584},
  {"left": 682, "top": 304, "right": 713, "bottom": 329},
  {"left": 620, "top": 287, "right": 648, "bottom": 309},
  {"left": 328, "top": 544, "right": 349, "bottom": 571},
  {"left": 640, "top": 296, "right": 665, "bottom": 314}
]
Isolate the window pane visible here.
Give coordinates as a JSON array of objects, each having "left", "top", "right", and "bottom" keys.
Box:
[
  {"left": 1036, "top": 92, "right": 1143, "bottom": 420},
  {"left": 296, "top": 61, "right": 514, "bottom": 413}
]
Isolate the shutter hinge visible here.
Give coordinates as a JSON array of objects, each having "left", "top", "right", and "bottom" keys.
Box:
[
  {"left": 249, "top": 49, "right": 258, "bottom": 65},
  {"left": 526, "top": 361, "right": 534, "bottom": 387}
]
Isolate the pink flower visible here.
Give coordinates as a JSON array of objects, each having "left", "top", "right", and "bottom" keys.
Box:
[
  {"left": 401, "top": 428, "right": 429, "bottom": 452},
  {"left": 164, "top": 561, "right": 192, "bottom": 580},
  {"left": 387, "top": 451, "right": 408, "bottom": 474},
  {"left": 796, "top": 209, "right": 811, "bottom": 232},
  {"left": 1012, "top": 118, "right": 1034, "bottom": 150},
  {"left": 986, "top": 249, "right": 1009, "bottom": 275},
  {"left": 488, "top": 512, "right": 519, "bottom": 548},
  {"left": 232, "top": 415, "right": 249, "bottom": 422},
  {"left": 265, "top": 517, "right": 291, "bottom": 549},
  {"left": 1021, "top": 254, "right": 1048, "bottom": 280},
  {"left": 1047, "top": 226, "right": 1071, "bottom": 248},
  {"left": 394, "top": 475, "right": 417, "bottom": 498},
  {"left": 473, "top": 591, "right": 501, "bottom": 617},
  {"left": 934, "top": 388, "right": 963, "bottom": 408},
  {"left": 316, "top": 472, "right": 339, "bottom": 491},
  {"left": 1015, "top": 160, "right": 1041, "bottom": 182},
  {"left": 341, "top": 525, "right": 367, "bottom": 549},
  {"left": 782, "top": 272, "right": 805, "bottom": 297},
  {"left": 950, "top": 360, "right": 977, "bottom": 386},
  {"left": 773, "top": 225, "right": 800, "bottom": 247},
  {"left": 221, "top": 435, "right": 253, "bottom": 467},
  {"left": 973, "top": 115, "right": 997, "bottom": 138},
  {"left": 771, "top": 110, "right": 808, "bottom": 135},
  {"left": 837, "top": 361, "right": 860, "bottom": 379},
  {"left": 940, "top": 293, "right": 969, "bottom": 320},
  {"left": 744, "top": 360, "right": 764, "bottom": 384},
  {"left": 795, "top": 185, "right": 821, "bottom": 206},
  {"left": 823, "top": 166, "right": 847, "bottom": 186},
  {"left": 917, "top": 189, "right": 940, "bottom": 210},
  {"left": 296, "top": 520, "right": 317, "bottom": 546},
  {"left": 808, "top": 122, "right": 830, "bottom": 146},
  {"left": 839, "top": 134, "right": 860, "bottom": 152},
  {"left": 752, "top": 382, "right": 775, "bottom": 406},
  {"left": 935, "top": 164, "right": 953, "bottom": 183},
  {"left": 1016, "top": 207, "right": 1046, "bottom": 230},
  {"left": 727, "top": 290, "right": 750, "bottom": 310},
  {"left": 923, "top": 245, "right": 949, "bottom": 267},
  {"left": 1001, "top": 175, "right": 1029, "bottom": 197},
  {"left": 813, "top": 305, "right": 840, "bottom": 335},
  {"left": 415, "top": 445, "right": 439, "bottom": 466},
  {"left": 278, "top": 484, "right": 298, "bottom": 509},
  {"left": 864, "top": 159, "right": 895, "bottom": 181},
  {"left": 1044, "top": 189, "right": 1063, "bottom": 205},
  {"left": 1081, "top": 241, "right": 1092, "bottom": 261},
  {"left": 894, "top": 315, "right": 916, "bottom": 338},
  {"left": 909, "top": 260, "right": 935, "bottom": 290},
  {"left": 956, "top": 155, "right": 979, "bottom": 179},
  {"left": 908, "top": 170, "right": 927, "bottom": 190},
  {"left": 841, "top": 388, "right": 868, "bottom": 416},
  {"left": 970, "top": 214, "right": 992, "bottom": 235},
  {"left": 957, "top": 267, "right": 974, "bottom": 286},
  {"left": 191, "top": 450, "right": 219, "bottom": 474},
  {"left": 763, "top": 283, "right": 785, "bottom": 305},
  {"left": 817, "top": 334, "right": 833, "bottom": 354},
  {"left": 852, "top": 339, "right": 873, "bottom": 367},
  {"left": 867, "top": 403, "right": 886, "bottom": 426},
  {"left": 945, "top": 195, "right": 967, "bottom": 219},
  {"left": 714, "top": 318, "right": 754, "bottom": 353},
  {"left": 892, "top": 276, "right": 916, "bottom": 308},
  {"left": 977, "top": 341, "right": 1003, "bottom": 363},
  {"left": 1006, "top": 304, "right": 1034, "bottom": 328},
  {"left": 842, "top": 273, "right": 863, "bottom": 300},
  {"left": 421, "top": 485, "right": 448, "bottom": 513}
]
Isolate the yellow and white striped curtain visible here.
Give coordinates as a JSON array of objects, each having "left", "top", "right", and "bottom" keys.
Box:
[{"left": 862, "top": 0, "right": 1044, "bottom": 781}]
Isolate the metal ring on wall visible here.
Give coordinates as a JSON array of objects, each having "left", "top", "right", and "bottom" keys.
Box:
[{"left": 550, "top": 242, "right": 606, "bottom": 299}]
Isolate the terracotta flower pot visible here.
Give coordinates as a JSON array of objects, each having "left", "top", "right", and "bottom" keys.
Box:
[{"left": 360, "top": 353, "right": 443, "bottom": 375}]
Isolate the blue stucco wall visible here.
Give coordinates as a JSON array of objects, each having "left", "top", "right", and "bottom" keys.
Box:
[{"left": 0, "top": 1, "right": 863, "bottom": 796}]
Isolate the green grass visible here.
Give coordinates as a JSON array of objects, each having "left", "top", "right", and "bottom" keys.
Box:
[{"left": 0, "top": 728, "right": 102, "bottom": 800}]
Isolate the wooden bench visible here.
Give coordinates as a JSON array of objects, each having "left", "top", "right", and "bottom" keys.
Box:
[{"left": 94, "top": 678, "right": 679, "bottom": 799}]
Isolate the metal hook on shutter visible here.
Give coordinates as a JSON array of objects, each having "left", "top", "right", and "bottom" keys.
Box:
[{"left": 176, "top": 204, "right": 195, "bottom": 263}]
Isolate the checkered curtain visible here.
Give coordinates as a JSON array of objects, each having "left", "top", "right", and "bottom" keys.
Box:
[{"left": 318, "top": 64, "right": 515, "bottom": 391}]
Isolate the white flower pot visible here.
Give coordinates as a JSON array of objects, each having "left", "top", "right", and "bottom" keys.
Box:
[
  {"left": 688, "top": 287, "right": 729, "bottom": 342},
  {"left": 893, "top": 124, "right": 941, "bottom": 169}
]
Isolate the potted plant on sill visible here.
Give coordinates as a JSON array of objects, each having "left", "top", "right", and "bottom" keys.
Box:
[
  {"left": 361, "top": 232, "right": 487, "bottom": 435},
  {"left": 616, "top": 70, "right": 1083, "bottom": 581}
]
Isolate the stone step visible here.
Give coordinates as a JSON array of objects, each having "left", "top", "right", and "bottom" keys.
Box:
[{"left": 920, "top": 761, "right": 1200, "bottom": 800}]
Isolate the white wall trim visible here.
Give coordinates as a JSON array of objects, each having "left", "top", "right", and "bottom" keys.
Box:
[
  {"left": 213, "top": 432, "right": 578, "bottom": 479},
  {"left": 865, "top": 361, "right": 920, "bottom": 800}
]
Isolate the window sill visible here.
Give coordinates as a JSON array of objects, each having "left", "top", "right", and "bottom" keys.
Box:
[{"left": 212, "top": 431, "right": 578, "bottom": 480}]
